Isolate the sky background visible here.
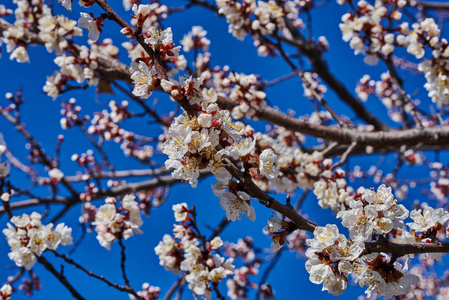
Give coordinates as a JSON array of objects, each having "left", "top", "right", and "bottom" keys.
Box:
[{"left": 0, "top": 0, "right": 446, "bottom": 299}]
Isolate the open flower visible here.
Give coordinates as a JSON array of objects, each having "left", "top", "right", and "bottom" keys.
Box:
[
  {"left": 78, "top": 13, "right": 102, "bottom": 41},
  {"left": 218, "top": 191, "right": 256, "bottom": 221},
  {"left": 259, "top": 149, "right": 279, "bottom": 179},
  {"left": 407, "top": 205, "right": 449, "bottom": 232}
]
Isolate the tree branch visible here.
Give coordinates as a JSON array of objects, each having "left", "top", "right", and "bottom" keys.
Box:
[
  {"left": 49, "top": 250, "right": 142, "bottom": 299},
  {"left": 37, "top": 255, "right": 85, "bottom": 300}
]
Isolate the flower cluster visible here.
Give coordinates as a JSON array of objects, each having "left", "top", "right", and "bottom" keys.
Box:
[
  {"left": 222, "top": 237, "right": 260, "bottom": 299},
  {"left": 225, "top": 72, "right": 267, "bottom": 120},
  {"left": 1, "top": 1, "right": 42, "bottom": 63},
  {"left": 133, "top": 283, "right": 161, "bottom": 300},
  {"left": 3, "top": 1, "right": 84, "bottom": 62},
  {"left": 337, "top": 185, "right": 409, "bottom": 241},
  {"left": 313, "top": 166, "right": 354, "bottom": 212},
  {"left": 155, "top": 203, "right": 235, "bottom": 297},
  {"left": 355, "top": 74, "right": 375, "bottom": 102},
  {"left": 417, "top": 32, "right": 449, "bottom": 107},
  {"left": 38, "top": 13, "right": 82, "bottom": 55},
  {"left": 407, "top": 17, "right": 440, "bottom": 59},
  {"left": 431, "top": 177, "right": 449, "bottom": 202},
  {"left": 44, "top": 39, "right": 119, "bottom": 99},
  {"left": 129, "top": 27, "right": 180, "bottom": 99},
  {"left": 407, "top": 205, "right": 449, "bottom": 233},
  {"left": 226, "top": 265, "right": 259, "bottom": 299},
  {"left": 405, "top": 205, "right": 449, "bottom": 261},
  {"left": 374, "top": 72, "right": 419, "bottom": 122},
  {"left": 18, "top": 272, "right": 41, "bottom": 297},
  {"left": 302, "top": 72, "right": 327, "bottom": 100},
  {"left": 129, "top": 3, "right": 168, "bottom": 29},
  {"left": 86, "top": 100, "right": 154, "bottom": 161},
  {"left": 352, "top": 252, "right": 419, "bottom": 298},
  {"left": 264, "top": 211, "right": 296, "bottom": 249},
  {"left": 305, "top": 223, "right": 420, "bottom": 298},
  {"left": 338, "top": 0, "right": 447, "bottom": 69},
  {"left": 181, "top": 26, "right": 210, "bottom": 52},
  {"left": 93, "top": 194, "right": 143, "bottom": 250},
  {"left": 160, "top": 61, "right": 282, "bottom": 221},
  {"left": 223, "top": 237, "right": 256, "bottom": 262},
  {"left": 287, "top": 229, "right": 309, "bottom": 255},
  {"left": 338, "top": 0, "right": 408, "bottom": 65},
  {"left": 3, "top": 212, "right": 73, "bottom": 270},
  {"left": 59, "top": 98, "right": 89, "bottom": 129},
  {"left": 0, "top": 284, "right": 12, "bottom": 300},
  {"left": 214, "top": 182, "right": 257, "bottom": 221},
  {"left": 304, "top": 184, "right": 449, "bottom": 297},
  {"left": 216, "top": 0, "right": 309, "bottom": 41},
  {"left": 305, "top": 224, "right": 364, "bottom": 296}
]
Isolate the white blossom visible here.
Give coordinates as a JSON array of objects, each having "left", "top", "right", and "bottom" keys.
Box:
[
  {"left": 173, "top": 203, "right": 189, "bottom": 222},
  {"left": 59, "top": 0, "right": 72, "bottom": 10},
  {"left": 259, "top": 149, "right": 279, "bottom": 179},
  {"left": 49, "top": 168, "right": 64, "bottom": 180},
  {"left": 407, "top": 205, "right": 449, "bottom": 232},
  {"left": 218, "top": 191, "right": 256, "bottom": 222},
  {"left": 78, "top": 13, "right": 100, "bottom": 42},
  {"left": 10, "top": 46, "right": 29, "bottom": 63}
]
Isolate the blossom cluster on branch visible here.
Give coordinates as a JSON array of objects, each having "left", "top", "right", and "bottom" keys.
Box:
[{"left": 3, "top": 213, "right": 73, "bottom": 270}]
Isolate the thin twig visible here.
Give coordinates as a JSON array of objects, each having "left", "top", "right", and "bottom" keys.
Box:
[
  {"left": 118, "top": 238, "right": 130, "bottom": 287},
  {"left": 49, "top": 250, "right": 143, "bottom": 299},
  {"left": 256, "top": 248, "right": 284, "bottom": 300},
  {"left": 331, "top": 141, "right": 357, "bottom": 169},
  {"left": 37, "top": 255, "right": 85, "bottom": 300},
  {"left": 295, "top": 190, "right": 310, "bottom": 211},
  {"left": 207, "top": 217, "right": 230, "bottom": 241},
  {"left": 163, "top": 274, "right": 186, "bottom": 300}
]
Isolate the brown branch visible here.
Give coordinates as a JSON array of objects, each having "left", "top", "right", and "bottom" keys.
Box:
[
  {"left": 331, "top": 141, "right": 357, "bottom": 169},
  {"left": 49, "top": 250, "right": 143, "bottom": 299},
  {"left": 118, "top": 238, "right": 130, "bottom": 288},
  {"left": 94, "top": 169, "right": 210, "bottom": 198},
  {"left": 0, "top": 196, "right": 70, "bottom": 213},
  {"left": 264, "top": 72, "right": 298, "bottom": 87},
  {"left": 281, "top": 18, "right": 389, "bottom": 131},
  {"left": 363, "top": 239, "right": 449, "bottom": 257},
  {"left": 0, "top": 107, "right": 78, "bottom": 197},
  {"left": 256, "top": 248, "right": 284, "bottom": 300},
  {"left": 3, "top": 18, "right": 446, "bottom": 152},
  {"left": 217, "top": 96, "right": 449, "bottom": 147},
  {"left": 93, "top": 0, "right": 196, "bottom": 117},
  {"left": 295, "top": 190, "right": 310, "bottom": 211},
  {"left": 270, "top": 34, "right": 345, "bottom": 127},
  {"left": 207, "top": 217, "right": 230, "bottom": 241},
  {"left": 37, "top": 255, "right": 85, "bottom": 300},
  {"left": 413, "top": 1, "right": 449, "bottom": 10},
  {"left": 224, "top": 158, "right": 316, "bottom": 233},
  {"left": 212, "top": 282, "right": 225, "bottom": 300},
  {"left": 78, "top": 126, "right": 118, "bottom": 182},
  {"left": 51, "top": 168, "right": 170, "bottom": 182},
  {"left": 1, "top": 197, "right": 13, "bottom": 220},
  {"left": 163, "top": 274, "right": 186, "bottom": 300},
  {"left": 383, "top": 57, "right": 423, "bottom": 128},
  {"left": 0, "top": 171, "right": 211, "bottom": 213},
  {"left": 111, "top": 81, "right": 170, "bottom": 126}
]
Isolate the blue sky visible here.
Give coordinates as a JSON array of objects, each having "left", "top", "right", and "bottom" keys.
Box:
[{"left": 0, "top": 0, "right": 446, "bottom": 299}]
